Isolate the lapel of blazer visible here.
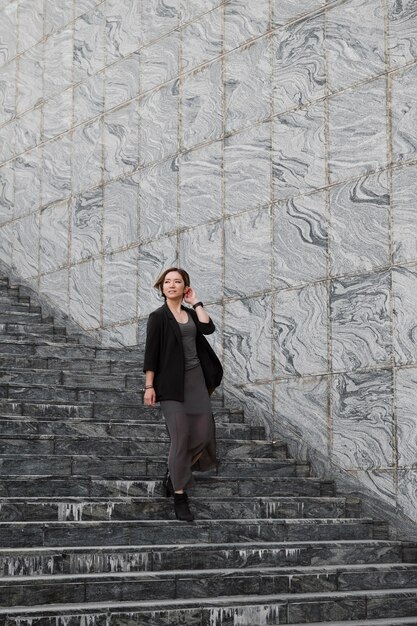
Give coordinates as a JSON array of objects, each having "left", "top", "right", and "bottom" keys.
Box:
[{"left": 163, "top": 302, "right": 182, "bottom": 345}]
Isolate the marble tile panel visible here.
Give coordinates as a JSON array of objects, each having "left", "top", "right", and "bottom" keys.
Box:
[
  {"left": 44, "top": 28, "right": 73, "bottom": 100},
  {"left": 273, "top": 282, "right": 328, "bottom": 377},
  {"left": 141, "top": 0, "right": 179, "bottom": 46},
  {"left": 74, "top": 72, "right": 105, "bottom": 126},
  {"left": 388, "top": 0, "right": 417, "bottom": 69},
  {"left": 274, "top": 376, "right": 329, "bottom": 461},
  {"left": 101, "top": 322, "right": 138, "bottom": 346},
  {"left": 105, "top": 52, "right": 140, "bottom": 110},
  {"left": 14, "top": 150, "right": 42, "bottom": 216},
  {"left": 350, "top": 470, "right": 396, "bottom": 509},
  {"left": 71, "top": 187, "right": 103, "bottom": 263},
  {"left": 224, "top": 121, "right": 271, "bottom": 215},
  {"left": 272, "top": 0, "right": 325, "bottom": 28},
  {"left": 181, "top": 63, "right": 222, "bottom": 150},
  {"left": 182, "top": 7, "right": 222, "bottom": 71},
  {"left": 137, "top": 234, "right": 177, "bottom": 316},
  {"left": 226, "top": 382, "right": 274, "bottom": 437},
  {"left": 332, "top": 369, "right": 394, "bottom": 470},
  {"left": 397, "top": 470, "right": 417, "bottom": 527},
  {"left": 272, "top": 13, "right": 325, "bottom": 115},
  {"left": 396, "top": 367, "right": 417, "bottom": 467},
  {"left": 0, "top": 163, "right": 14, "bottom": 224},
  {"left": 75, "top": 0, "right": 101, "bottom": 18},
  {"left": 329, "top": 171, "right": 390, "bottom": 276},
  {"left": 224, "top": 294, "right": 273, "bottom": 384},
  {"left": 12, "top": 212, "right": 40, "bottom": 278},
  {"left": 70, "top": 258, "right": 102, "bottom": 329},
  {"left": 179, "top": 141, "right": 222, "bottom": 228},
  {"left": 224, "top": 0, "right": 269, "bottom": 51},
  {"left": 17, "top": 44, "right": 43, "bottom": 115},
  {"left": 14, "top": 107, "right": 42, "bottom": 154},
  {"left": 45, "top": 0, "right": 74, "bottom": 36},
  {"left": 105, "top": 0, "right": 142, "bottom": 63},
  {"left": 224, "top": 207, "right": 271, "bottom": 298},
  {"left": 272, "top": 100, "right": 326, "bottom": 199},
  {"left": 0, "top": 1, "right": 17, "bottom": 66},
  {"left": 326, "top": 0, "right": 385, "bottom": 93},
  {"left": 43, "top": 89, "right": 73, "bottom": 142},
  {"left": 103, "top": 174, "right": 139, "bottom": 253},
  {"left": 331, "top": 271, "right": 392, "bottom": 371},
  {"left": 272, "top": 190, "right": 328, "bottom": 288},
  {"left": 17, "top": 0, "right": 44, "bottom": 53},
  {"left": 225, "top": 36, "right": 272, "bottom": 134},
  {"left": 391, "top": 63, "right": 417, "bottom": 163},
  {"left": 140, "top": 32, "right": 179, "bottom": 93},
  {"left": 180, "top": 0, "right": 220, "bottom": 24},
  {"left": 139, "top": 80, "right": 179, "bottom": 166},
  {"left": 328, "top": 78, "right": 387, "bottom": 184},
  {"left": 103, "top": 100, "right": 140, "bottom": 180},
  {"left": 73, "top": 7, "right": 106, "bottom": 82},
  {"left": 393, "top": 266, "right": 417, "bottom": 366},
  {"left": 103, "top": 247, "right": 138, "bottom": 325},
  {"left": 39, "top": 268, "right": 69, "bottom": 313},
  {"left": 0, "top": 222, "right": 14, "bottom": 265},
  {"left": 0, "top": 59, "right": 16, "bottom": 125},
  {"left": 72, "top": 119, "right": 103, "bottom": 195},
  {"left": 392, "top": 163, "right": 417, "bottom": 264},
  {"left": 138, "top": 157, "right": 178, "bottom": 240},
  {"left": 0, "top": 120, "right": 15, "bottom": 163},
  {"left": 40, "top": 201, "right": 70, "bottom": 273},
  {"left": 179, "top": 221, "right": 223, "bottom": 303}
]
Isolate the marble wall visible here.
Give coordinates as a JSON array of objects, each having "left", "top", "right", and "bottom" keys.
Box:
[{"left": 1, "top": 0, "right": 417, "bottom": 536}]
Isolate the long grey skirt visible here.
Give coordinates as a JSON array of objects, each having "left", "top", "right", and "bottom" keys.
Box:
[{"left": 160, "top": 363, "right": 216, "bottom": 491}]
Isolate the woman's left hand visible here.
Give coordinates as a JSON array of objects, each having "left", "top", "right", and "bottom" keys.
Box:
[{"left": 184, "top": 287, "right": 198, "bottom": 305}]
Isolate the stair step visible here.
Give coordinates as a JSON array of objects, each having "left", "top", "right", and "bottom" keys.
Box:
[
  {"left": 1, "top": 540, "right": 415, "bottom": 576},
  {"left": 0, "top": 496, "right": 348, "bottom": 521},
  {"left": 0, "top": 312, "right": 43, "bottom": 323}
]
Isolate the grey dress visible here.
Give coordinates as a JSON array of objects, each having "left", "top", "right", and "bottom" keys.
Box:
[{"left": 160, "top": 313, "right": 213, "bottom": 491}]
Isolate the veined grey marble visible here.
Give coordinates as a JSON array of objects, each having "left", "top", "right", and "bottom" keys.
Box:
[
  {"left": 100, "top": 321, "right": 138, "bottom": 346},
  {"left": 45, "top": 0, "right": 74, "bottom": 37},
  {"left": 272, "top": 190, "right": 328, "bottom": 288},
  {"left": 39, "top": 267, "right": 69, "bottom": 313},
  {"left": 225, "top": 36, "right": 272, "bottom": 134},
  {"left": 224, "top": 0, "right": 270, "bottom": 52},
  {"left": 14, "top": 150, "right": 42, "bottom": 217},
  {"left": 0, "top": 163, "right": 14, "bottom": 225},
  {"left": 139, "top": 80, "right": 179, "bottom": 166},
  {"left": 70, "top": 257, "right": 102, "bottom": 329},
  {"left": 74, "top": 8, "right": 106, "bottom": 82},
  {"left": 103, "top": 100, "right": 140, "bottom": 180},
  {"left": 388, "top": 0, "right": 417, "bottom": 69},
  {"left": 40, "top": 201, "right": 70, "bottom": 274},
  {"left": 392, "top": 265, "right": 417, "bottom": 366},
  {"left": 18, "top": 0, "right": 44, "bottom": 54},
  {"left": 15, "top": 106, "right": 42, "bottom": 155},
  {"left": 0, "top": 119, "right": 15, "bottom": 163},
  {"left": 326, "top": 0, "right": 385, "bottom": 93},
  {"left": 332, "top": 369, "right": 394, "bottom": 470},
  {"left": 224, "top": 121, "right": 271, "bottom": 215},
  {"left": 44, "top": 28, "right": 73, "bottom": 100},
  {"left": 392, "top": 163, "right": 417, "bottom": 264},
  {"left": 138, "top": 157, "right": 178, "bottom": 240},
  {"left": 74, "top": 72, "right": 105, "bottom": 126},
  {"left": 12, "top": 212, "right": 40, "bottom": 278},
  {"left": 72, "top": 119, "right": 103, "bottom": 195},
  {"left": 179, "top": 141, "right": 222, "bottom": 227},
  {"left": 0, "top": 221, "right": 13, "bottom": 265},
  {"left": 16, "top": 44, "right": 43, "bottom": 115},
  {"left": 105, "top": 0, "right": 142, "bottom": 64},
  {"left": 180, "top": 0, "right": 221, "bottom": 24},
  {"left": 398, "top": 470, "right": 417, "bottom": 524},
  {"left": 140, "top": 32, "right": 180, "bottom": 93},
  {"left": 328, "top": 78, "right": 387, "bottom": 184},
  {"left": 0, "top": 59, "right": 16, "bottom": 126},
  {"left": 271, "top": 0, "right": 325, "bottom": 28},
  {"left": 273, "top": 282, "right": 328, "bottom": 377},
  {"left": 103, "top": 247, "right": 138, "bottom": 325},
  {"left": 329, "top": 171, "right": 390, "bottom": 275},
  {"left": 182, "top": 7, "right": 223, "bottom": 71},
  {"left": 141, "top": 0, "right": 179, "bottom": 46},
  {"left": 43, "top": 90, "right": 73, "bottom": 142},
  {"left": 396, "top": 367, "right": 417, "bottom": 467},
  {"left": 272, "top": 100, "right": 326, "bottom": 199},
  {"left": 42, "top": 135, "right": 72, "bottom": 207},
  {"left": 224, "top": 207, "right": 271, "bottom": 298},
  {"left": 179, "top": 220, "right": 223, "bottom": 303},
  {"left": 391, "top": 63, "right": 417, "bottom": 163},
  {"left": 331, "top": 271, "right": 392, "bottom": 371},
  {"left": 71, "top": 188, "right": 103, "bottom": 263},
  {"left": 273, "top": 13, "right": 325, "bottom": 115},
  {"left": 103, "top": 174, "right": 139, "bottom": 253},
  {"left": 105, "top": 53, "right": 140, "bottom": 111},
  {"left": 182, "top": 63, "right": 222, "bottom": 150},
  {"left": 224, "top": 294, "right": 273, "bottom": 384},
  {"left": 137, "top": 234, "right": 177, "bottom": 317},
  {"left": 0, "top": 1, "right": 17, "bottom": 66}
]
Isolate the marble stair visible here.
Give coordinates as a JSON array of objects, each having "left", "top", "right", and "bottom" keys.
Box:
[{"left": 1, "top": 275, "right": 417, "bottom": 625}]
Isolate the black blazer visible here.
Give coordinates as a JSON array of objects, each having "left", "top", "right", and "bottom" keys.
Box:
[{"left": 143, "top": 303, "right": 223, "bottom": 402}]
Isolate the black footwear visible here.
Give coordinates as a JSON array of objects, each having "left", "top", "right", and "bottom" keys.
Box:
[
  {"left": 174, "top": 492, "right": 194, "bottom": 522},
  {"left": 163, "top": 468, "right": 174, "bottom": 497}
]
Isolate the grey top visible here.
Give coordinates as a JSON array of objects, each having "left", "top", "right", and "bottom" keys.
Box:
[{"left": 178, "top": 313, "right": 200, "bottom": 371}]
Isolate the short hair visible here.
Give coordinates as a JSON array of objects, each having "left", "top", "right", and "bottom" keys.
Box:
[{"left": 154, "top": 267, "right": 190, "bottom": 299}]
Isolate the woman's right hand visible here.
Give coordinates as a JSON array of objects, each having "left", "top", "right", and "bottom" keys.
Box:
[{"left": 144, "top": 387, "right": 156, "bottom": 406}]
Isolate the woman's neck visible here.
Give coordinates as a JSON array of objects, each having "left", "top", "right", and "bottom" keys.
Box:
[{"left": 166, "top": 298, "right": 183, "bottom": 314}]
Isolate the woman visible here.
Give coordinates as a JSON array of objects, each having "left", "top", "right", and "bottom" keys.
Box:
[{"left": 143, "top": 268, "right": 223, "bottom": 522}]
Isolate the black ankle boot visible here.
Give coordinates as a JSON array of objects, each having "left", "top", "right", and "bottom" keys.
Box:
[
  {"left": 163, "top": 469, "right": 174, "bottom": 498},
  {"left": 174, "top": 492, "right": 194, "bottom": 522}
]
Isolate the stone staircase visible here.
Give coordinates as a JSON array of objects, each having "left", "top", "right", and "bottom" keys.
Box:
[{"left": 0, "top": 275, "right": 417, "bottom": 625}]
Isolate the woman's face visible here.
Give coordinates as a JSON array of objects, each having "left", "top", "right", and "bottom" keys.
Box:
[{"left": 163, "top": 271, "right": 186, "bottom": 300}]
